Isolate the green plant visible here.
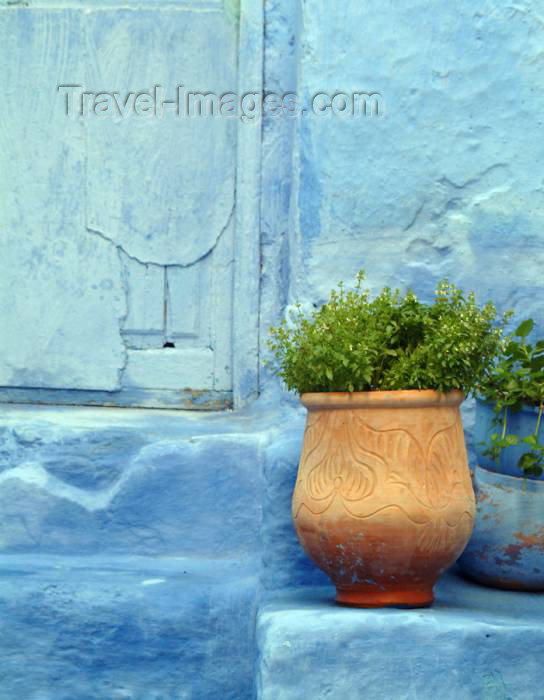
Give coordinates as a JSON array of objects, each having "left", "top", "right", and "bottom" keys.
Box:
[
  {"left": 267, "top": 271, "right": 509, "bottom": 396},
  {"left": 479, "top": 319, "right": 544, "bottom": 477}
]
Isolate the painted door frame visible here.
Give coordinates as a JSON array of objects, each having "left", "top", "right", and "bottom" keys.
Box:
[{"left": 232, "top": 0, "right": 262, "bottom": 408}]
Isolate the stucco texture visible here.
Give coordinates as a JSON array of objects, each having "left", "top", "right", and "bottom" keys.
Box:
[{"left": 289, "top": 0, "right": 544, "bottom": 331}]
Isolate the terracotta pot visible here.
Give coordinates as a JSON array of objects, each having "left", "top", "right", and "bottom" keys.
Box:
[{"left": 292, "top": 390, "right": 475, "bottom": 607}]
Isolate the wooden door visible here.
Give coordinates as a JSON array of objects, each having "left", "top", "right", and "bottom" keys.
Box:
[{"left": 0, "top": 0, "right": 261, "bottom": 409}]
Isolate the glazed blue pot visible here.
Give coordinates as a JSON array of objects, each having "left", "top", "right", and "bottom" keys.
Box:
[{"left": 458, "top": 399, "right": 544, "bottom": 590}]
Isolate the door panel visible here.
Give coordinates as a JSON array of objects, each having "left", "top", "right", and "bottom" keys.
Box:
[
  {"left": 122, "top": 255, "right": 165, "bottom": 349},
  {"left": 0, "top": 0, "right": 259, "bottom": 409},
  {"left": 0, "top": 10, "right": 126, "bottom": 392},
  {"left": 166, "top": 266, "right": 201, "bottom": 341},
  {"left": 85, "top": 8, "right": 237, "bottom": 267}
]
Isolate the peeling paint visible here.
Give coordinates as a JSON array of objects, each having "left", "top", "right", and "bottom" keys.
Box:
[
  {"left": 513, "top": 528, "right": 544, "bottom": 552},
  {"left": 459, "top": 466, "right": 544, "bottom": 589}
]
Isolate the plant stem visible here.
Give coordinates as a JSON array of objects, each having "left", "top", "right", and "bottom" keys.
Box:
[
  {"left": 535, "top": 403, "right": 543, "bottom": 438},
  {"left": 501, "top": 406, "right": 508, "bottom": 440}
]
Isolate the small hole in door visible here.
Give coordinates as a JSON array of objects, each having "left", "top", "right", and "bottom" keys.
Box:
[{"left": 163, "top": 341, "right": 176, "bottom": 348}]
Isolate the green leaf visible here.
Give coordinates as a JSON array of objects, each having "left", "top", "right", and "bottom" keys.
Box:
[
  {"left": 531, "top": 357, "right": 544, "bottom": 371},
  {"left": 506, "top": 341, "right": 520, "bottom": 355},
  {"left": 515, "top": 319, "right": 534, "bottom": 338},
  {"left": 518, "top": 452, "right": 540, "bottom": 471},
  {"left": 325, "top": 368, "right": 333, "bottom": 381}
]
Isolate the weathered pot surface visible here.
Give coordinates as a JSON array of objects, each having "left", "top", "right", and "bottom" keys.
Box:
[
  {"left": 457, "top": 398, "right": 544, "bottom": 590},
  {"left": 458, "top": 467, "right": 544, "bottom": 590},
  {"left": 292, "top": 390, "right": 475, "bottom": 607}
]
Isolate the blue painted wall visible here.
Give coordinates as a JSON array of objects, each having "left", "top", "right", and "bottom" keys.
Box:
[{"left": 276, "top": 0, "right": 544, "bottom": 324}]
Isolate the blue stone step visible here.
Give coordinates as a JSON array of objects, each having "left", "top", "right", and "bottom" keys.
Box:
[
  {"left": 0, "top": 404, "right": 265, "bottom": 558},
  {"left": 0, "top": 554, "right": 259, "bottom": 699},
  {"left": 256, "top": 569, "right": 544, "bottom": 700},
  {"left": 0, "top": 403, "right": 316, "bottom": 589}
]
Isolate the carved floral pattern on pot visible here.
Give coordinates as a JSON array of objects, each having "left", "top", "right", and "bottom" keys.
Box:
[{"left": 292, "top": 390, "right": 475, "bottom": 607}]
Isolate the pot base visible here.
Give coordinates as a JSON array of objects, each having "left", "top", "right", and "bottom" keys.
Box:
[
  {"left": 460, "top": 569, "right": 544, "bottom": 592},
  {"left": 335, "top": 587, "right": 434, "bottom": 608}
]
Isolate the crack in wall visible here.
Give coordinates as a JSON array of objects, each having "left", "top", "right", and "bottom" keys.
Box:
[
  {"left": 438, "top": 163, "right": 508, "bottom": 191},
  {"left": 115, "top": 247, "right": 131, "bottom": 387},
  {"left": 403, "top": 202, "right": 425, "bottom": 232},
  {"left": 507, "top": 4, "right": 544, "bottom": 29},
  {"left": 401, "top": 164, "right": 511, "bottom": 235},
  {"left": 85, "top": 198, "right": 235, "bottom": 270}
]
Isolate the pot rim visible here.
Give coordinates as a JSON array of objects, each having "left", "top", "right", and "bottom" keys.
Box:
[
  {"left": 474, "top": 464, "right": 544, "bottom": 493},
  {"left": 300, "top": 389, "right": 464, "bottom": 410},
  {"left": 476, "top": 396, "right": 542, "bottom": 415}
]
